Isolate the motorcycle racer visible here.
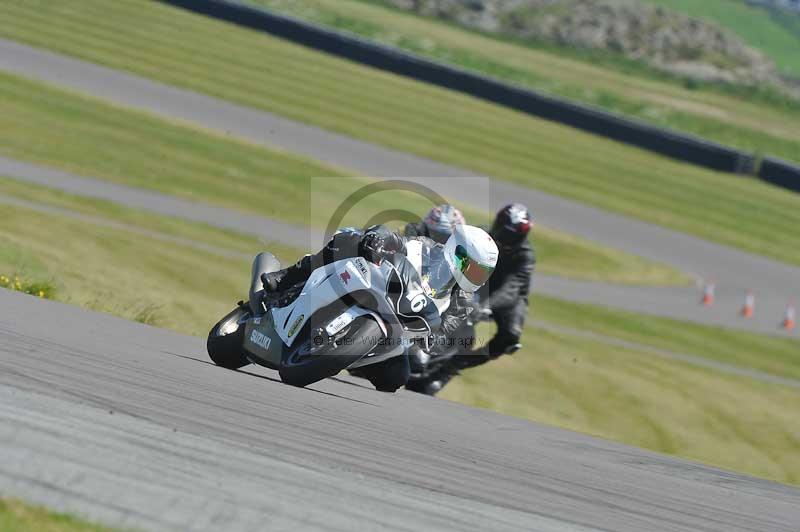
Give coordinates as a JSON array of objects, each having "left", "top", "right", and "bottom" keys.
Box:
[
  {"left": 262, "top": 224, "right": 498, "bottom": 340},
  {"left": 404, "top": 204, "right": 466, "bottom": 244},
  {"left": 407, "top": 204, "right": 535, "bottom": 395},
  {"left": 463, "top": 204, "right": 536, "bottom": 365}
]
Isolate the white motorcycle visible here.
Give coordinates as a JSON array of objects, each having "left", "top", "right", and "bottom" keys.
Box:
[{"left": 207, "top": 240, "right": 455, "bottom": 391}]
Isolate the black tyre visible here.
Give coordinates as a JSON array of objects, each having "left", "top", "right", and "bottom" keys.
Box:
[
  {"left": 207, "top": 306, "right": 251, "bottom": 369},
  {"left": 405, "top": 377, "right": 441, "bottom": 396},
  {"left": 279, "top": 317, "right": 382, "bottom": 388},
  {"left": 356, "top": 354, "right": 410, "bottom": 392}
]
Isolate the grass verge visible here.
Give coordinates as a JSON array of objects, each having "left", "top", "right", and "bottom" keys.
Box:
[
  {"left": 0, "top": 273, "right": 55, "bottom": 299},
  {"left": 533, "top": 226, "right": 689, "bottom": 286},
  {"left": 2, "top": 1, "right": 800, "bottom": 266},
  {"left": 441, "top": 321, "right": 800, "bottom": 486},
  {"left": 0, "top": 73, "right": 687, "bottom": 286},
  {"left": 0, "top": 184, "right": 304, "bottom": 336},
  {"left": 0, "top": 499, "right": 117, "bottom": 532},
  {"left": 533, "top": 295, "right": 800, "bottom": 381}
]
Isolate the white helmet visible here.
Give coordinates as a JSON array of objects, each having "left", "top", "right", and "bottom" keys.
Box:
[{"left": 443, "top": 224, "right": 498, "bottom": 293}]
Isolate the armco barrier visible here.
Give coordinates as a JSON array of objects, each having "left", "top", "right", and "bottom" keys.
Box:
[
  {"left": 759, "top": 156, "right": 800, "bottom": 192},
  {"left": 161, "top": 0, "right": 759, "bottom": 175}
]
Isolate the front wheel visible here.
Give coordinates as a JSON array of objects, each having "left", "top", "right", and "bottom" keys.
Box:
[
  {"left": 207, "top": 305, "right": 251, "bottom": 369},
  {"left": 279, "top": 317, "right": 382, "bottom": 388}
]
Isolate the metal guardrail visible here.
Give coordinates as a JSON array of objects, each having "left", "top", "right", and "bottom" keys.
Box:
[{"left": 160, "top": 0, "right": 800, "bottom": 188}]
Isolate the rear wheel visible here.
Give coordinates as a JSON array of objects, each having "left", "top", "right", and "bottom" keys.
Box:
[
  {"left": 279, "top": 317, "right": 382, "bottom": 388},
  {"left": 207, "top": 306, "right": 251, "bottom": 369}
]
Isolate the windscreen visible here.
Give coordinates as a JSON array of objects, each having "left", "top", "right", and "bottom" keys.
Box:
[{"left": 420, "top": 242, "right": 456, "bottom": 299}]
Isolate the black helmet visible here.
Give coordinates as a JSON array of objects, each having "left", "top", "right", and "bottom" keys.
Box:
[{"left": 490, "top": 204, "right": 532, "bottom": 247}]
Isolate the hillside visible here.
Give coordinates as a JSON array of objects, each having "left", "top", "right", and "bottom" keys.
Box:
[
  {"left": 388, "top": 0, "right": 791, "bottom": 91},
  {"left": 641, "top": 0, "right": 800, "bottom": 79}
]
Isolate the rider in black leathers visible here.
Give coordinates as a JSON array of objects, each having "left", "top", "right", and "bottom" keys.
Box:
[
  {"left": 470, "top": 204, "right": 535, "bottom": 363},
  {"left": 262, "top": 225, "right": 476, "bottom": 340},
  {"left": 408, "top": 205, "right": 535, "bottom": 394}
]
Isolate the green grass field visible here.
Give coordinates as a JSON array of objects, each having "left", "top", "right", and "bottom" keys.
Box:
[
  {"left": 0, "top": 182, "right": 303, "bottom": 336},
  {"left": 3, "top": 1, "right": 800, "bottom": 268},
  {"left": 770, "top": 5, "right": 800, "bottom": 39},
  {"left": 640, "top": 0, "right": 800, "bottom": 78},
  {"left": 1, "top": 185, "right": 797, "bottom": 485},
  {"left": 247, "top": 0, "right": 800, "bottom": 160},
  {"left": 533, "top": 295, "right": 800, "bottom": 382},
  {"left": 0, "top": 499, "right": 117, "bottom": 532},
  {"left": 533, "top": 225, "right": 688, "bottom": 285},
  {"left": 441, "top": 319, "right": 800, "bottom": 486},
  {"left": 0, "top": 72, "right": 688, "bottom": 286}
]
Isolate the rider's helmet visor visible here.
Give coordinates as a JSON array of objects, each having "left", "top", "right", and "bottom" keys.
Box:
[{"left": 455, "top": 245, "right": 494, "bottom": 287}]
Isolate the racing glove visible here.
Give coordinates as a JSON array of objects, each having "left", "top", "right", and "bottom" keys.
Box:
[{"left": 359, "top": 226, "right": 405, "bottom": 264}]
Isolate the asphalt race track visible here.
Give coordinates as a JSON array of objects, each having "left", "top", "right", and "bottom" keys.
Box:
[
  {"left": 2, "top": 289, "right": 799, "bottom": 531},
  {"left": 1, "top": 39, "right": 799, "bottom": 334}
]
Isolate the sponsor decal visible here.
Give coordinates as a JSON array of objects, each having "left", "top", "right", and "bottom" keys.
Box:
[
  {"left": 250, "top": 329, "right": 271, "bottom": 350},
  {"left": 326, "top": 310, "right": 355, "bottom": 336},
  {"left": 287, "top": 314, "right": 304, "bottom": 338},
  {"left": 340, "top": 271, "right": 351, "bottom": 285},
  {"left": 355, "top": 258, "right": 369, "bottom": 277},
  {"left": 253, "top": 317, "right": 261, "bottom": 325}
]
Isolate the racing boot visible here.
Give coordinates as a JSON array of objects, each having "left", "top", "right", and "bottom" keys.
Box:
[
  {"left": 260, "top": 271, "right": 283, "bottom": 294},
  {"left": 505, "top": 343, "right": 522, "bottom": 355},
  {"left": 408, "top": 344, "right": 431, "bottom": 375},
  {"left": 406, "top": 364, "right": 458, "bottom": 396},
  {"left": 261, "top": 255, "right": 313, "bottom": 295},
  {"left": 452, "top": 346, "right": 491, "bottom": 370}
]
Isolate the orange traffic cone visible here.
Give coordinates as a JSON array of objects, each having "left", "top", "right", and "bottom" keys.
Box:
[
  {"left": 701, "top": 280, "right": 715, "bottom": 307},
  {"left": 741, "top": 290, "right": 755, "bottom": 318},
  {"left": 783, "top": 301, "right": 796, "bottom": 332}
]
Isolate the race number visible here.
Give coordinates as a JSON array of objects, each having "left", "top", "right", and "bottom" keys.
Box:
[{"left": 408, "top": 293, "right": 427, "bottom": 313}]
